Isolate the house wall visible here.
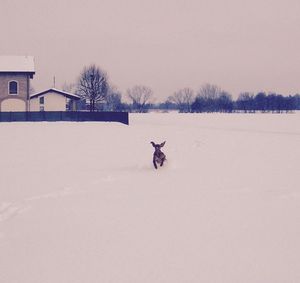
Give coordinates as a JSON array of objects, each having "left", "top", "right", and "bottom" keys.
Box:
[
  {"left": 1, "top": 99, "right": 26, "bottom": 111},
  {"left": 0, "top": 73, "right": 30, "bottom": 111},
  {"left": 30, "top": 91, "right": 67, "bottom": 111}
]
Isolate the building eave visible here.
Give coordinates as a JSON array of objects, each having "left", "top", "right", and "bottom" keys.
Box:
[{"left": 0, "top": 71, "right": 35, "bottom": 78}]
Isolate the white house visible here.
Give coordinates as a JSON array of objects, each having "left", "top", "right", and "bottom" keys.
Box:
[{"left": 30, "top": 88, "right": 80, "bottom": 111}]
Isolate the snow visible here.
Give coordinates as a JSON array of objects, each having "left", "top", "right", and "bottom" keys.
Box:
[
  {"left": 0, "top": 56, "right": 35, "bottom": 73},
  {"left": 0, "top": 113, "right": 299, "bottom": 283}
]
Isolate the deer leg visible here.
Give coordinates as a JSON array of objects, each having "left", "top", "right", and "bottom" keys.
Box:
[
  {"left": 160, "top": 158, "right": 165, "bottom": 167},
  {"left": 153, "top": 159, "right": 158, "bottom": 169}
]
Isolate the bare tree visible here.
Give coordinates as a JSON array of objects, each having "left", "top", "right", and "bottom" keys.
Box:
[
  {"left": 76, "top": 65, "right": 108, "bottom": 112},
  {"left": 237, "top": 92, "right": 255, "bottom": 113},
  {"left": 195, "top": 83, "right": 222, "bottom": 112},
  {"left": 127, "top": 85, "right": 153, "bottom": 113},
  {"left": 197, "top": 83, "right": 221, "bottom": 100},
  {"left": 106, "top": 87, "right": 123, "bottom": 111},
  {"left": 217, "top": 91, "right": 233, "bottom": 112},
  {"left": 168, "top": 87, "right": 194, "bottom": 112}
]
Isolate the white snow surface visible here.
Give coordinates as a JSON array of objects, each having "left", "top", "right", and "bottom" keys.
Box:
[
  {"left": 0, "top": 113, "right": 299, "bottom": 283},
  {"left": 0, "top": 56, "right": 35, "bottom": 72}
]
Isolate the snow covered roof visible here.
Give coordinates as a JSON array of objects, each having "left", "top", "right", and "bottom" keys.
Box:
[
  {"left": 0, "top": 56, "right": 35, "bottom": 73},
  {"left": 30, "top": 88, "right": 81, "bottom": 100}
]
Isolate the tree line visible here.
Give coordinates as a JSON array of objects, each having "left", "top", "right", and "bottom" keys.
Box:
[
  {"left": 67, "top": 64, "right": 300, "bottom": 113},
  {"left": 165, "top": 86, "right": 300, "bottom": 113}
]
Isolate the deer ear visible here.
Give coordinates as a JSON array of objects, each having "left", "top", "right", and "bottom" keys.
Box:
[
  {"left": 150, "top": 142, "right": 156, "bottom": 147},
  {"left": 160, "top": 141, "right": 166, "bottom": 147}
]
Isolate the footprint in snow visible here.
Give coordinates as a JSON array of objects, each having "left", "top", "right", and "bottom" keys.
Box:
[{"left": 0, "top": 202, "right": 29, "bottom": 223}]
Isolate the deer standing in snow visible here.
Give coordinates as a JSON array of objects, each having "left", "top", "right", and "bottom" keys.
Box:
[{"left": 151, "top": 141, "right": 166, "bottom": 169}]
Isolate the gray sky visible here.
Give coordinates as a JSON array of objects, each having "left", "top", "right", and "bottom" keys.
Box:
[{"left": 1, "top": 0, "right": 300, "bottom": 100}]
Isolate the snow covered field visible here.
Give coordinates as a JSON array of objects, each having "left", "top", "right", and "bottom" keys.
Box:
[{"left": 0, "top": 113, "right": 299, "bottom": 283}]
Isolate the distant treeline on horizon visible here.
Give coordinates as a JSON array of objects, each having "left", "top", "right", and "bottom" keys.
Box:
[
  {"left": 156, "top": 90, "right": 300, "bottom": 114},
  {"left": 61, "top": 65, "right": 300, "bottom": 113},
  {"left": 77, "top": 85, "right": 300, "bottom": 114}
]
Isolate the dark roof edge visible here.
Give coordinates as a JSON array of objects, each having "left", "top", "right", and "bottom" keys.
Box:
[{"left": 0, "top": 71, "right": 35, "bottom": 74}]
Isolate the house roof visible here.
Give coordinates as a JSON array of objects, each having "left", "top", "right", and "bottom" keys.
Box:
[
  {"left": 0, "top": 56, "right": 35, "bottom": 74},
  {"left": 30, "top": 88, "right": 81, "bottom": 100}
]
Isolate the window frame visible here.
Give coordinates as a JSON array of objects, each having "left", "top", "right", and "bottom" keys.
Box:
[
  {"left": 39, "top": 96, "right": 45, "bottom": 105},
  {"left": 8, "top": 80, "right": 19, "bottom": 95}
]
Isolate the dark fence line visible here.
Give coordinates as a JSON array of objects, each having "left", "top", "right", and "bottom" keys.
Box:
[{"left": 0, "top": 111, "right": 129, "bottom": 125}]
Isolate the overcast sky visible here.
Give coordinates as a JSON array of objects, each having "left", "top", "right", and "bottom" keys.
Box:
[{"left": 1, "top": 0, "right": 299, "bottom": 100}]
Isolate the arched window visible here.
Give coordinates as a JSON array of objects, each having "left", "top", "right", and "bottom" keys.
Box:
[{"left": 9, "top": 81, "right": 18, "bottom": 95}]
